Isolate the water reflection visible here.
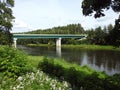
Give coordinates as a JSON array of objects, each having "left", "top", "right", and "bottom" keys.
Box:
[
  {"left": 56, "top": 47, "right": 61, "bottom": 57},
  {"left": 18, "top": 45, "right": 120, "bottom": 75},
  {"left": 78, "top": 50, "right": 120, "bottom": 75}
]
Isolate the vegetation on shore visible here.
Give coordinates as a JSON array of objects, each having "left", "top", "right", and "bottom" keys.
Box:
[
  {"left": 27, "top": 44, "right": 120, "bottom": 51},
  {"left": 0, "top": 46, "right": 70, "bottom": 90},
  {"left": 62, "top": 44, "right": 120, "bottom": 51},
  {"left": 38, "top": 56, "right": 120, "bottom": 90}
]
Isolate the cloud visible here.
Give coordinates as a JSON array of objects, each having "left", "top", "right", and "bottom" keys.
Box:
[
  {"left": 13, "top": 19, "right": 28, "bottom": 28},
  {"left": 12, "top": 19, "right": 33, "bottom": 33}
]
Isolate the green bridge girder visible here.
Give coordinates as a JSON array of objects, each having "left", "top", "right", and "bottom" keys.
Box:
[{"left": 13, "top": 34, "right": 87, "bottom": 39}]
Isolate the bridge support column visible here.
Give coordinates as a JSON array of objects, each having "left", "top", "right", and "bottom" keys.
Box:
[
  {"left": 56, "top": 47, "right": 61, "bottom": 57},
  {"left": 56, "top": 38, "right": 61, "bottom": 47},
  {"left": 13, "top": 38, "right": 17, "bottom": 48}
]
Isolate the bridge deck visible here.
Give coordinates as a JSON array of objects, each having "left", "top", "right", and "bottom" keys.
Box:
[{"left": 13, "top": 34, "right": 87, "bottom": 39}]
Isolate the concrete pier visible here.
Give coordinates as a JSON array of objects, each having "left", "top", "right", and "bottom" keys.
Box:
[
  {"left": 13, "top": 38, "right": 17, "bottom": 48},
  {"left": 56, "top": 38, "right": 61, "bottom": 47}
]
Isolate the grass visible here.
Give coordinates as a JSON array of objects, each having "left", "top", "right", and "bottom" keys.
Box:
[
  {"left": 27, "top": 56, "right": 44, "bottom": 68},
  {"left": 27, "top": 55, "right": 106, "bottom": 79},
  {"left": 27, "top": 44, "right": 120, "bottom": 51},
  {"left": 62, "top": 44, "right": 120, "bottom": 51},
  {"left": 27, "top": 44, "right": 55, "bottom": 47}
]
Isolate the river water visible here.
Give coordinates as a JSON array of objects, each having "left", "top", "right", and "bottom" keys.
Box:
[{"left": 18, "top": 45, "right": 120, "bottom": 75}]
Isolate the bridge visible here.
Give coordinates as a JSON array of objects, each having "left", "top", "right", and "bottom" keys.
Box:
[{"left": 13, "top": 34, "right": 87, "bottom": 48}]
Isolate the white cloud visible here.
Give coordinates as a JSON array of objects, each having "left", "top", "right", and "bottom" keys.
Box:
[
  {"left": 13, "top": 19, "right": 28, "bottom": 28},
  {"left": 12, "top": 19, "right": 33, "bottom": 33}
]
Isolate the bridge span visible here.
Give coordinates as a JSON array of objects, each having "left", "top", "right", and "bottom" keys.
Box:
[{"left": 13, "top": 34, "right": 87, "bottom": 48}]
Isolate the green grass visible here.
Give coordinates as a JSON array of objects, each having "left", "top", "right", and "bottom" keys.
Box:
[
  {"left": 27, "top": 44, "right": 55, "bottom": 47},
  {"left": 27, "top": 44, "right": 120, "bottom": 51},
  {"left": 62, "top": 44, "right": 120, "bottom": 51},
  {"left": 27, "top": 55, "right": 44, "bottom": 68},
  {"left": 28, "top": 55, "right": 106, "bottom": 79}
]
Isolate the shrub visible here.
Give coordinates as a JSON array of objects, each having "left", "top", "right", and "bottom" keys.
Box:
[
  {"left": 38, "top": 57, "right": 64, "bottom": 78},
  {"left": 0, "top": 46, "right": 32, "bottom": 78},
  {"left": 104, "top": 73, "right": 120, "bottom": 90},
  {"left": 83, "top": 72, "right": 104, "bottom": 90},
  {"left": 64, "top": 67, "right": 84, "bottom": 89}
]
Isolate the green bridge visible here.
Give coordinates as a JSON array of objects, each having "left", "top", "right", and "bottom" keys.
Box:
[{"left": 13, "top": 34, "right": 87, "bottom": 48}]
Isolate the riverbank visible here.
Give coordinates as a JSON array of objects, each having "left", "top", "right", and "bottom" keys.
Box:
[
  {"left": 62, "top": 44, "right": 120, "bottom": 51},
  {"left": 28, "top": 55, "right": 120, "bottom": 90},
  {"left": 27, "top": 44, "right": 120, "bottom": 51}
]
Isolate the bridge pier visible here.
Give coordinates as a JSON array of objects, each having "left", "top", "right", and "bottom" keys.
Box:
[
  {"left": 56, "top": 38, "right": 61, "bottom": 47},
  {"left": 56, "top": 47, "right": 61, "bottom": 57},
  {"left": 13, "top": 38, "right": 17, "bottom": 48}
]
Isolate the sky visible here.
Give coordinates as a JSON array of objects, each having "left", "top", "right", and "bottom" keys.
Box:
[{"left": 12, "top": 0, "right": 119, "bottom": 33}]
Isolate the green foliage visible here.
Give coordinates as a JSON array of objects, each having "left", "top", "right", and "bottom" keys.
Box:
[
  {"left": 82, "top": 0, "right": 120, "bottom": 18},
  {"left": 0, "top": 46, "right": 32, "bottom": 78},
  {"left": 0, "top": 0, "right": 14, "bottom": 46},
  {"left": 0, "top": 31, "right": 7, "bottom": 45},
  {"left": 104, "top": 74, "right": 120, "bottom": 90},
  {"left": 106, "top": 16, "right": 120, "bottom": 47},
  {"left": 83, "top": 72, "right": 104, "bottom": 90},
  {"left": 38, "top": 57, "right": 120, "bottom": 90},
  {"left": 38, "top": 57, "right": 109, "bottom": 89}
]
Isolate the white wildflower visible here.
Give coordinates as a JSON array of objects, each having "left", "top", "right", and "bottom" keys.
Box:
[
  {"left": 13, "top": 87, "right": 16, "bottom": 90},
  {"left": 18, "top": 76, "right": 23, "bottom": 81},
  {"left": 52, "top": 84, "right": 56, "bottom": 90},
  {"left": 63, "top": 81, "right": 69, "bottom": 87}
]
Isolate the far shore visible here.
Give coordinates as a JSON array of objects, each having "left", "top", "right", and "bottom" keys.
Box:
[{"left": 26, "top": 44, "right": 120, "bottom": 51}]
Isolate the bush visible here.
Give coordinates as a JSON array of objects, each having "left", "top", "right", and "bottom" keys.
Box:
[
  {"left": 0, "top": 46, "right": 32, "bottom": 78},
  {"left": 38, "top": 57, "right": 64, "bottom": 78},
  {"left": 64, "top": 67, "right": 84, "bottom": 89},
  {"left": 104, "top": 73, "right": 120, "bottom": 90},
  {"left": 83, "top": 72, "right": 104, "bottom": 90}
]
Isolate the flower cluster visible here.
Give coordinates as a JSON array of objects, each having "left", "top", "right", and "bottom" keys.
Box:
[{"left": 2, "top": 70, "right": 70, "bottom": 90}]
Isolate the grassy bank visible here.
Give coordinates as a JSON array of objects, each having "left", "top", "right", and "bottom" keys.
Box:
[
  {"left": 27, "top": 44, "right": 120, "bottom": 51},
  {"left": 37, "top": 56, "right": 120, "bottom": 90},
  {"left": 62, "top": 44, "right": 120, "bottom": 51},
  {"left": 27, "top": 44, "right": 55, "bottom": 47}
]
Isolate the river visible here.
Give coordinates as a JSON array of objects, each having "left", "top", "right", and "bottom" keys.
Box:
[{"left": 18, "top": 45, "right": 120, "bottom": 75}]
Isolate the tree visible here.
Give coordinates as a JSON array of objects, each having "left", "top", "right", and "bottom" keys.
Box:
[
  {"left": 107, "top": 16, "right": 120, "bottom": 47},
  {"left": 82, "top": 0, "right": 120, "bottom": 18},
  {"left": 82, "top": 0, "right": 120, "bottom": 47},
  {"left": 0, "top": 0, "right": 14, "bottom": 46}
]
